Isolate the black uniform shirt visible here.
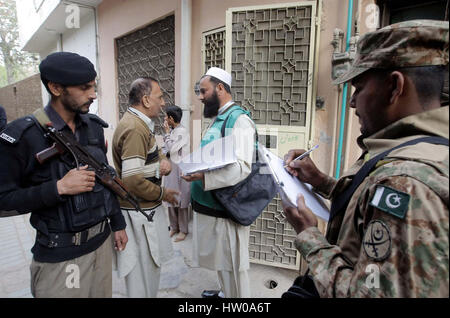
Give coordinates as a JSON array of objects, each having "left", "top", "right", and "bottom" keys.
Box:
[
  {"left": 0, "top": 104, "right": 126, "bottom": 262},
  {"left": 45, "top": 103, "right": 85, "bottom": 141}
]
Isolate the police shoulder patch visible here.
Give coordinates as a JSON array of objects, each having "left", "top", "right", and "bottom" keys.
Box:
[
  {"left": 363, "top": 219, "right": 392, "bottom": 261},
  {"left": 0, "top": 116, "right": 35, "bottom": 144},
  {"left": 369, "top": 185, "right": 410, "bottom": 219},
  {"left": 0, "top": 132, "right": 16, "bottom": 143}
]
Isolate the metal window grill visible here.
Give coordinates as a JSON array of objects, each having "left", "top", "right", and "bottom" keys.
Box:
[
  {"left": 116, "top": 15, "right": 175, "bottom": 132},
  {"left": 201, "top": 27, "right": 226, "bottom": 131},
  {"left": 203, "top": 27, "right": 226, "bottom": 71},
  {"left": 227, "top": 3, "right": 316, "bottom": 269},
  {"left": 230, "top": 6, "right": 312, "bottom": 127}
]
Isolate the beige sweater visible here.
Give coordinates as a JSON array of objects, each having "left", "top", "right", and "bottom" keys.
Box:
[{"left": 112, "top": 109, "right": 168, "bottom": 209}]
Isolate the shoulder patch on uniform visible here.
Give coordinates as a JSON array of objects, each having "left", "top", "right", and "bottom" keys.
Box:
[
  {"left": 369, "top": 185, "right": 410, "bottom": 219},
  {"left": 0, "top": 116, "right": 35, "bottom": 144},
  {"left": 87, "top": 114, "right": 108, "bottom": 128},
  {"left": 0, "top": 132, "right": 16, "bottom": 143},
  {"left": 363, "top": 219, "right": 392, "bottom": 261}
]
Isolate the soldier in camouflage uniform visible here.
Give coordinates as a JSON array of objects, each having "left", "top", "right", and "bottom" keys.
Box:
[{"left": 283, "top": 20, "right": 449, "bottom": 297}]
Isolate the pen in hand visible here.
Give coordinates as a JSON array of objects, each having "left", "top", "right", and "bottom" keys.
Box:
[{"left": 283, "top": 144, "right": 319, "bottom": 168}]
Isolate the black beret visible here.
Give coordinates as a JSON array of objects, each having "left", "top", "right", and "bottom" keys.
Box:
[{"left": 39, "top": 52, "right": 97, "bottom": 86}]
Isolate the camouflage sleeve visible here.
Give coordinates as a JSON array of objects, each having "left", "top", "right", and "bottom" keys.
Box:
[
  {"left": 312, "top": 175, "right": 338, "bottom": 199},
  {"left": 295, "top": 173, "right": 449, "bottom": 297}
]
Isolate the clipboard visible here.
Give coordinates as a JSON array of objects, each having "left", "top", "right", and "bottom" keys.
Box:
[{"left": 259, "top": 145, "right": 330, "bottom": 221}]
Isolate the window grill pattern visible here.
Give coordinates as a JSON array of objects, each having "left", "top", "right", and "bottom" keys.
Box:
[
  {"left": 202, "top": 28, "right": 226, "bottom": 131},
  {"left": 249, "top": 195, "right": 299, "bottom": 266},
  {"left": 230, "top": 5, "right": 315, "bottom": 269},
  {"left": 116, "top": 15, "right": 175, "bottom": 131},
  {"left": 204, "top": 29, "right": 226, "bottom": 71},
  {"left": 231, "top": 6, "right": 312, "bottom": 127}
]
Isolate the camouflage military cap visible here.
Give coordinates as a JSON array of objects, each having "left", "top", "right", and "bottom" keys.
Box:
[{"left": 334, "top": 19, "right": 449, "bottom": 84}]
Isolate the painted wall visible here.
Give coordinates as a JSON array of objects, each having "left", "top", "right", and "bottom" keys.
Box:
[
  {"left": 38, "top": 10, "right": 98, "bottom": 112},
  {"left": 96, "top": 0, "right": 372, "bottom": 176},
  {"left": 342, "top": 0, "right": 378, "bottom": 172},
  {"left": 60, "top": 10, "right": 99, "bottom": 113},
  {"left": 16, "top": 1, "right": 99, "bottom": 112},
  {"left": 190, "top": 0, "right": 351, "bottom": 176},
  {"left": 96, "top": 0, "right": 182, "bottom": 151},
  {"left": 16, "top": 0, "right": 61, "bottom": 49}
]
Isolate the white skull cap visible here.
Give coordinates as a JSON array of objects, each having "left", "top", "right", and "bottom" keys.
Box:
[{"left": 205, "top": 67, "right": 232, "bottom": 87}]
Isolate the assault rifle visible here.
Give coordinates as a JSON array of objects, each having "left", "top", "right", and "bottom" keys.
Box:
[{"left": 34, "top": 120, "right": 155, "bottom": 222}]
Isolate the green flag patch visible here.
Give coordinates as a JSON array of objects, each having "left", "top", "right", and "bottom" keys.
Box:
[{"left": 369, "top": 185, "right": 410, "bottom": 219}]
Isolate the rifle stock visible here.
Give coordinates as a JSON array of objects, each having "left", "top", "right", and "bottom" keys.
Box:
[{"left": 35, "top": 143, "right": 65, "bottom": 164}]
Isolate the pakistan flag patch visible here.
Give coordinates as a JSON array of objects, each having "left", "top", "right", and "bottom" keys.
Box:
[{"left": 369, "top": 185, "right": 410, "bottom": 219}]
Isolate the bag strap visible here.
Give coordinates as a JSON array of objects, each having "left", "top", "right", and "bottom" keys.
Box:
[
  {"left": 32, "top": 108, "right": 52, "bottom": 130},
  {"left": 329, "top": 136, "right": 449, "bottom": 222},
  {"left": 220, "top": 105, "right": 250, "bottom": 136},
  {"left": 220, "top": 105, "right": 259, "bottom": 160}
]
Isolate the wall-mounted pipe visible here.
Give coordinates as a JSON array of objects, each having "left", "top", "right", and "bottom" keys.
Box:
[
  {"left": 335, "top": 0, "right": 354, "bottom": 179},
  {"left": 180, "top": 0, "right": 192, "bottom": 132}
]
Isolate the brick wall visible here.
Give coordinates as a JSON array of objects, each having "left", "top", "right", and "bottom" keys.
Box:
[{"left": 0, "top": 74, "right": 43, "bottom": 123}]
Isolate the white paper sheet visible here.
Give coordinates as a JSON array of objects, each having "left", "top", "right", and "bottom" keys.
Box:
[
  {"left": 260, "top": 145, "right": 330, "bottom": 221},
  {"left": 178, "top": 134, "right": 237, "bottom": 176}
]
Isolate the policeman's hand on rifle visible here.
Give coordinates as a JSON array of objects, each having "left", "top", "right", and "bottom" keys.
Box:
[
  {"left": 159, "top": 158, "right": 172, "bottom": 176},
  {"left": 56, "top": 165, "right": 96, "bottom": 195},
  {"left": 163, "top": 188, "right": 180, "bottom": 206},
  {"left": 284, "top": 149, "right": 328, "bottom": 188}
]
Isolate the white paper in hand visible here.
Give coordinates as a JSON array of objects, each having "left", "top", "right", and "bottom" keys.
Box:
[
  {"left": 178, "top": 134, "right": 237, "bottom": 176},
  {"left": 260, "top": 146, "right": 330, "bottom": 221}
]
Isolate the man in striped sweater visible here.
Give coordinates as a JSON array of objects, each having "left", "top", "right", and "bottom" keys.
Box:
[{"left": 112, "top": 77, "right": 179, "bottom": 297}]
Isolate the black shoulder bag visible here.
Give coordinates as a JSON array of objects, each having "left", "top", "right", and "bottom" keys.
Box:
[{"left": 211, "top": 109, "right": 278, "bottom": 226}]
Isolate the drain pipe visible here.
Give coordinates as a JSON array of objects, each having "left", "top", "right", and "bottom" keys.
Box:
[
  {"left": 180, "top": 0, "right": 192, "bottom": 132},
  {"left": 335, "top": 0, "right": 354, "bottom": 179}
]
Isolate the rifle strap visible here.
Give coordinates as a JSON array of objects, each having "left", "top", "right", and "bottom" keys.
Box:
[
  {"left": 32, "top": 108, "right": 52, "bottom": 130},
  {"left": 329, "top": 136, "right": 449, "bottom": 221}
]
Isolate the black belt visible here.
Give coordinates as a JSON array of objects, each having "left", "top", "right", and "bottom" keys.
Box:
[{"left": 37, "top": 220, "right": 109, "bottom": 248}]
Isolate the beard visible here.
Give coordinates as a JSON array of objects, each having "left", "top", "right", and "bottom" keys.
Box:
[
  {"left": 203, "top": 91, "right": 220, "bottom": 118},
  {"left": 63, "top": 101, "right": 91, "bottom": 114},
  {"left": 61, "top": 90, "right": 92, "bottom": 114}
]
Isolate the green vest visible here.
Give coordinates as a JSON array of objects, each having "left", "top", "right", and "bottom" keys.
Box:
[{"left": 191, "top": 105, "right": 250, "bottom": 211}]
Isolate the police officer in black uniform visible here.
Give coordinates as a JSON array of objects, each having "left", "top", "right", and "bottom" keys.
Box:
[{"left": 0, "top": 52, "right": 128, "bottom": 298}]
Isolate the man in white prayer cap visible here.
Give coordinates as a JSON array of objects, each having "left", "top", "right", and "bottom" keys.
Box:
[{"left": 182, "top": 67, "right": 256, "bottom": 298}]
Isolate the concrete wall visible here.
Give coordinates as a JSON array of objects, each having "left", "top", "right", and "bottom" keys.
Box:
[{"left": 0, "top": 74, "right": 43, "bottom": 123}]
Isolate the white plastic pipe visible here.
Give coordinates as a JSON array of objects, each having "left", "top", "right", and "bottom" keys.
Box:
[{"left": 179, "top": 0, "right": 192, "bottom": 131}]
